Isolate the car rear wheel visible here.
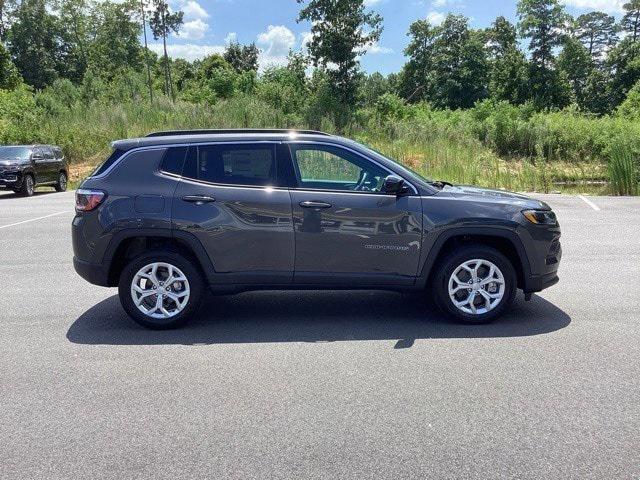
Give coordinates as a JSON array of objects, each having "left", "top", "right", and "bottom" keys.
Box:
[
  {"left": 432, "top": 245, "right": 516, "bottom": 324},
  {"left": 55, "top": 172, "right": 67, "bottom": 192},
  {"left": 118, "top": 250, "right": 205, "bottom": 329},
  {"left": 19, "top": 174, "right": 34, "bottom": 197}
]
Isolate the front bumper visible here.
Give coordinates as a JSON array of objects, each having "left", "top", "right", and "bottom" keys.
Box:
[{"left": 0, "top": 174, "right": 22, "bottom": 189}]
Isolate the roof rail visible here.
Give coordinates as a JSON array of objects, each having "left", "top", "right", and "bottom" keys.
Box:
[{"left": 145, "top": 129, "right": 332, "bottom": 138}]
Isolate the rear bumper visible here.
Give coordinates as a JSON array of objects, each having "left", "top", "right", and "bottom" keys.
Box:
[{"left": 73, "top": 256, "right": 110, "bottom": 287}]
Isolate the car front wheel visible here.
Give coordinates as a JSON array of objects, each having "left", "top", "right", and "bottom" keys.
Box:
[
  {"left": 118, "top": 250, "right": 205, "bottom": 329},
  {"left": 432, "top": 245, "right": 517, "bottom": 324},
  {"left": 19, "top": 174, "right": 34, "bottom": 197}
]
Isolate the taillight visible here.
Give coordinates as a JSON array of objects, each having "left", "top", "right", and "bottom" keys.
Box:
[{"left": 75, "top": 189, "right": 106, "bottom": 212}]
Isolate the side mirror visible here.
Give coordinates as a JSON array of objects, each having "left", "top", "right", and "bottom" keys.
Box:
[{"left": 382, "top": 175, "right": 407, "bottom": 195}]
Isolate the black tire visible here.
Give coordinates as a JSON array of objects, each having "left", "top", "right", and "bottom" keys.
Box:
[
  {"left": 431, "top": 245, "right": 517, "bottom": 324},
  {"left": 55, "top": 171, "right": 67, "bottom": 192},
  {"left": 19, "top": 174, "right": 34, "bottom": 197},
  {"left": 118, "top": 249, "right": 205, "bottom": 329}
]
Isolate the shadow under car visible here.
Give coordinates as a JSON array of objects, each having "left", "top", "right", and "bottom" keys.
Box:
[{"left": 67, "top": 290, "right": 571, "bottom": 347}]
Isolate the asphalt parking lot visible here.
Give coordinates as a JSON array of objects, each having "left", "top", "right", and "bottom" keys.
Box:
[{"left": 1, "top": 189, "right": 638, "bottom": 479}]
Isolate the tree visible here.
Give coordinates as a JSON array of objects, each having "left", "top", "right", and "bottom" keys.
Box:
[
  {"left": 616, "top": 78, "right": 640, "bottom": 118},
  {"left": 398, "top": 19, "right": 437, "bottom": 102},
  {"left": 54, "top": 0, "right": 91, "bottom": 83},
  {"left": 297, "top": 0, "right": 382, "bottom": 127},
  {"left": 557, "top": 37, "right": 594, "bottom": 108},
  {"left": 224, "top": 42, "right": 259, "bottom": 73},
  {"left": 429, "top": 15, "right": 489, "bottom": 109},
  {"left": 622, "top": 0, "right": 640, "bottom": 42},
  {"left": 360, "top": 72, "right": 392, "bottom": 108},
  {"left": 88, "top": 0, "right": 143, "bottom": 82},
  {"left": 517, "top": 0, "right": 572, "bottom": 108},
  {"left": 574, "top": 12, "right": 617, "bottom": 59},
  {"left": 149, "top": 0, "right": 183, "bottom": 99},
  {"left": 138, "top": 0, "right": 153, "bottom": 101},
  {"left": 0, "top": 41, "right": 20, "bottom": 89},
  {"left": 7, "top": 0, "right": 60, "bottom": 88},
  {"left": 0, "top": 0, "right": 18, "bottom": 40},
  {"left": 608, "top": 38, "right": 640, "bottom": 108},
  {"left": 487, "top": 17, "right": 529, "bottom": 104}
]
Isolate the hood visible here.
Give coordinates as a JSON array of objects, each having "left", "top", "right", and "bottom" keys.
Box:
[{"left": 443, "top": 184, "right": 551, "bottom": 210}]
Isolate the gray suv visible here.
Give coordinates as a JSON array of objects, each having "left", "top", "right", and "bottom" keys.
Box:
[{"left": 72, "top": 130, "right": 561, "bottom": 329}]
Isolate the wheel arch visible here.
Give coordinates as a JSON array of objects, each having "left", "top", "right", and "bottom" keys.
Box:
[
  {"left": 418, "top": 227, "right": 531, "bottom": 290},
  {"left": 104, "top": 229, "right": 215, "bottom": 287}
]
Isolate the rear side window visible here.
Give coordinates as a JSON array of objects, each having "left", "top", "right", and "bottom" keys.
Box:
[
  {"left": 42, "top": 147, "right": 54, "bottom": 160},
  {"left": 160, "top": 147, "right": 189, "bottom": 176},
  {"left": 183, "top": 144, "right": 276, "bottom": 186},
  {"left": 53, "top": 147, "right": 63, "bottom": 159},
  {"left": 91, "top": 149, "right": 126, "bottom": 177}
]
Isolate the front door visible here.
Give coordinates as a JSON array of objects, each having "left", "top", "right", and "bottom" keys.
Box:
[
  {"left": 287, "top": 143, "right": 423, "bottom": 286},
  {"left": 172, "top": 142, "right": 294, "bottom": 285}
]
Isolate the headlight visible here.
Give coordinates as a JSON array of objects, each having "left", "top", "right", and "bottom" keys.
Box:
[{"left": 522, "top": 209, "right": 558, "bottom": 226}]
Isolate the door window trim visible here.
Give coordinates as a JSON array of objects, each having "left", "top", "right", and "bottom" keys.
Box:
[{"left": 286, "top": 141, "right": 418, "bottom": 196}]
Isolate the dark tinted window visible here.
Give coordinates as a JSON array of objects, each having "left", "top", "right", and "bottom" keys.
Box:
[
  {"left": 91, "top": 149, "right": 126, "bottom": 177},
  {"left": 185, "top": 144, "right": 276, "bottom": 186},
  {"left": 53, "top": 147, "right": 63, "bottom": 159},
  {"left": 42, "top": 147, "right": 54, "bottom": 159},
  {"left": 160, "top": 147, "right": 189, "bottom": 175}
]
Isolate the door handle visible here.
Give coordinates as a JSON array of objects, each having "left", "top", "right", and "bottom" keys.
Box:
[
  {"left": 299, "top": 200, "right": 332, "bottom": 209},
  {"left": 182, "top": 195, "right": 216, "bottom": 204}
]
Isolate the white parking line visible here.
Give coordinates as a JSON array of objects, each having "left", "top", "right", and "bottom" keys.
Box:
[
  {"left": 578, "top": 195, "right": 601, "bottom": 211},
  {"left": 0, "top": 211, "right": 71, "bottom": 230}
]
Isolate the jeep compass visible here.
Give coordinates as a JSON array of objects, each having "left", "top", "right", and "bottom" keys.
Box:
[{"left": 72, "top": 130, "right": 561, "bottom": 329}]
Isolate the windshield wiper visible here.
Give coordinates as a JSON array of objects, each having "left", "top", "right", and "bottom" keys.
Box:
[{"left": 429, "top": 180, "right": 453, "bottom": 189}]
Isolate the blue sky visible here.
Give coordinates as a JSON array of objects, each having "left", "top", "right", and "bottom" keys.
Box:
[{"left": 152, "top": 0, "right": 627, "bottom": 74}]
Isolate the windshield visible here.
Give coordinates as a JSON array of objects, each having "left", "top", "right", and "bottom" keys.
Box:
[
  {"left": 0, "top": 146, "right": 32, "bottom": 160},
  {"left": 351, "top": 141, "right": 434, "bottom": 185}
]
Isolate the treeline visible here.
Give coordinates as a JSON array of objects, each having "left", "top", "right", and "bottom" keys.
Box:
[{"left": 0, "top": 0, "right": 639, "bottom": 193}]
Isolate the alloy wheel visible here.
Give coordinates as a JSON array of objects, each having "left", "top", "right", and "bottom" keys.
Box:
[
  {"left": 130, "top": 262, "right": 190, "bottom": 319},
  {"left": 448, "top": 259, "right": 505, "bottom": 315}
]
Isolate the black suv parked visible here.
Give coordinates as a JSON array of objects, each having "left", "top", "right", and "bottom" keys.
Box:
[
  {"left": 72, "top": 130, "right": 561, "bottom": 329},
  {"left": 0, "top": 145, "right": 68, "bottom": 196}
]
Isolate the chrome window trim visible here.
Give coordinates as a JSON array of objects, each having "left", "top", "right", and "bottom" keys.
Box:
[
  {"left": 286, "top": 140, "right": 419, "bottom": 196},
  {"left": 89, "top": 139, "right": 419, "bottom": 196},
  {"left": 90, "top": 141, "right": 281, "bottom": 181}
]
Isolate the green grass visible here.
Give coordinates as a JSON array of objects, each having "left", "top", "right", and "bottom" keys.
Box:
[{"left": 1, "top": 92, "right": 636, "bottom": 195}]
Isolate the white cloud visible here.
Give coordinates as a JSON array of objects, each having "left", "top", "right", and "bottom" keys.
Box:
[
  {"left": 559, "top": 0, "right": 624, "bottom": 13},
  {"left": 257, "top": 25, "right": 296, "bottom": 57},
  {"left": 300, "top": 31, "right": 313, "bottom": 49},
  {"left": 178, "top": 0, "right": 209, "bottom": 19},
  {"left": 364, "top": 0, "right": 382, "bottom": 5},
  {"left": 176, "top": 19, "right": 208, "bottom": 40},
  {"left": 367, "top": 43, "right": 393, "bottom": 54},
  {"left": 427, "top": 11, "right": 445, "bottom": 25},
  {"left": 150, "top": 43, "right": 225, "bottom": 62},
  {"left": 224, "top": 32, "right": 237, "bottom": 45}
]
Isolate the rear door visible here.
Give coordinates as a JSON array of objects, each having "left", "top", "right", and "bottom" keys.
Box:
[
  {"left": 31, "top": 147, "right": 48, "bottom": 183},
  {"left": 172, "top": 142, "right": 295, "bottom": 286},
  {"left": 286, "top": 142, "right": 423, "bottom": 286},
  {"left": 40, "top": 146, "right": 56, "bottom": 182}
]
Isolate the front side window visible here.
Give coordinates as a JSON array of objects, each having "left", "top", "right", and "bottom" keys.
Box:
[
  {"left": 290, "top": 144, "right": 388, "bottom": 192},
  {"left": 184, "top": 144, "right": 276, "bottom": 187}
]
